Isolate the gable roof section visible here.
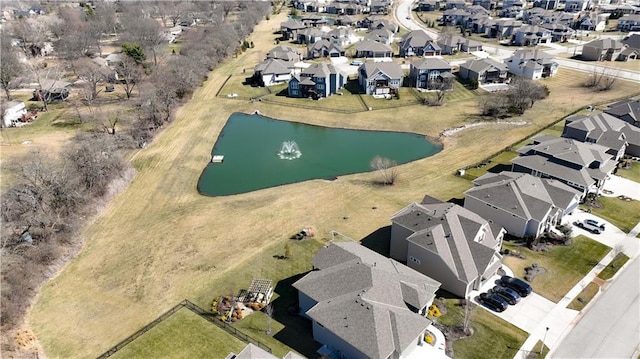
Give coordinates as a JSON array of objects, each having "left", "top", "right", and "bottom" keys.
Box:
[
  {"left": 460, "top": 58, "right": 507, "bottom": 73},
  {"left": 355, "top": 39, "right": 393, "bottom": 52},
  {"left": 583, "top": 38, "right": 625, "bottom": 51},
  {"left": 361, "top": 61, "right": 404, "bottom": 79},
  {"left": 604, "top": 99, "right": 640, "bottom": 124},
  {"left": 391, "top": 202, "right": 502, "bottom": 284},
  {"left": 622, "top": 34, "right": 640, "bottom": 51},
  {"left": 511, "top": 154, "right": 594, "bottom": 187},
  {"left": 254, "top": 58, "right": 291, "bottom": 75},
  {"left": 565, "top": 112, "right": 636, "bottom": 149},
  {"left": 519, "top": 135, "right": 611, "bottom": 168},
  {"left": 399, "top": 30, "right": 434, "bottom": 49},
  {"left": 411, "top": 57, "right": 452, "bottom": 70},
  {"left": 294, "top": 242, "right": 440, "bottom": 358}
]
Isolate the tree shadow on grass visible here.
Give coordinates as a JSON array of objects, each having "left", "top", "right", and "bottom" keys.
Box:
[
  {"left": 361, "top": 226, "right": 391, "bottom": 257},
  {"left": 344, "top": 79, "right": 364, "bottom": 95},
  {"left": 272, "top": 273, "right": 321, "bottom": 358}
]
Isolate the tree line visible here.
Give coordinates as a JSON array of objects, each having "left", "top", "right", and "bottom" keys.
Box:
[{"left": 1, "top": 1, "right": 270, "bottom": 354}]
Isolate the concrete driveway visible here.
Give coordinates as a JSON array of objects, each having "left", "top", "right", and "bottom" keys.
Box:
[
  {"left": 564, "top": 209, "right": 639, "bottom": 258},
  {"left": 602, "top": 174, "right": 640, "bottom": 201}
]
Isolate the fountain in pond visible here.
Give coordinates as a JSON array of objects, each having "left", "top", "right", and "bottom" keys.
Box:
[{"left": 278, "top": 141, "right": 302, "bottom": 160}]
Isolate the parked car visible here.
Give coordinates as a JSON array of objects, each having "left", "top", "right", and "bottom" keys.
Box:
[
  {"left": 500, "top": 276, "right": 532, "bottom": 297},
  {"left": 575, "top": 219, "right": 605, "bottom": 234},
  {"left": 492, "top": 286, "right": 521, "bottom": 305},
  {"left": 478, "top": 292, "right": 509, "bottom": 312},
  {"left": 350, "top": 60, "right": 363, "bottom": 66}
]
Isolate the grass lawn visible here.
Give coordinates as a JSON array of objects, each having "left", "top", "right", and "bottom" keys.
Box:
[
  {"left": 616, "top": 162, "right": 640, "bottom": 183},
  {"left": 462, "top": 150, "right": 518, "bottom": 180},
  {"left": 109, "top": 308, "right": 246, "bottom": 359},
  {"left": 597, "top": 252, "right": 630, "bottom": 281},
  {"left": 585, "top": 196, "right": 640, "bottom": 233},
  {"left": 217, "top": 74, "right": 270, "bottom": 99},
  {"left": 502, "top": 235, "right": 610, "bottom": 303},
  {"left": 567, "top": 282, "right": 600, "bottom": 311},
  {"left": 437, "top": 300, "right": 529, "bottom": 359},
  {"left": 25, "top": 7, "right": 640, "bottom": 358}
]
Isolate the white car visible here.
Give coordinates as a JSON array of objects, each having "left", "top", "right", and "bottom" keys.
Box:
[{"left": 575, "top": 219, "right": 605, "bottom": 234}]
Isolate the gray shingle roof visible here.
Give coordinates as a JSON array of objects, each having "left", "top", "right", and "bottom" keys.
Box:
[
  {"left": 254, "top": 58, "right": 291, "bottom": 75},
  {"left": 399, "top": 30, "right": 434, "bottom": 49},
  {"left": 411, "top": 57, "right": 452, "bottom": 70},
  {"left": 467, "top": 171, "right": 581, "bottom": 221},
  {"left": 293, "top": 242, "right": 440, "bottom": 359},
  {"left": 360, "top": 61, "right": 404, "bottom": 79},
  {"left": 355, "top": 39, "right": 393, "bottom": 52},
  {"left": 511, "top": 154, "right": 594, "bottom": 187},
  {"left": 391, "top": 202, "right": 502, "bottom": 284},
  {"left": 565, "top": 112, "right": 639, "bottom": 150},
  {"left": 605, "top": 99, "right": 640, "bottom": 124},
  {"left": 583, "top": 38, "right": 625, "bottom": 51},
  {"left": 460, "top": 58, "right": 507, "bottom": 73}
]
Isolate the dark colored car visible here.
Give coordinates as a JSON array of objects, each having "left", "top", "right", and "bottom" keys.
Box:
[
  {"left": 478, "top": 292, "right": 509, "bottom": 312},
  {"left": 492, "top": 286, "right": 521, "bottom": 305},
  {"left": 501, "top": 276, "right": 532, "bottom": 297}
]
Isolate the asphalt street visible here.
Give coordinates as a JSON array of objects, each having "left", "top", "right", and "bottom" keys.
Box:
[{"left": 551, "top": 257, "right": 640, "bottom": 359}]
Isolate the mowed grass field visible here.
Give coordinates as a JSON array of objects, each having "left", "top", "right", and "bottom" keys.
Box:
[{"left": 25, "top": 9, "right": 640, "bottom": 358}]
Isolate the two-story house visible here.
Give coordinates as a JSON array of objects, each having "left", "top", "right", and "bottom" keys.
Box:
[
  {"left": 465, "top": 172, "right": 581, "bottom": 239},
  {"left": 617, "top": 14, "right": 640, "bottom": 32},
  {"left": 288, "top": 63, "right": 345, "bottom": 98},
  {"left": 390, "top": 196, "right": 505, "bottom": 298},
  {"left": 307, "top": 39, "right": 346, "bottom": 58},
  {"left": 563, "top": 113, "right": 640, "bottom": 158},
  {"left": 358, "top": 62, "right": 404, "bottom": 95},
  {"left": 512, "top": 25, "right": 552, "bottom": 46},
  {"left": 511, "top": 134, "right": 617, "bottom": 197},
  {"left": 293, "top": 242, "right": 441, "bottom": 359},
  {"left": 399, "top": 30, "right": 441, "bottom": 57},
  {"left": 459, "top": 58, "right": 509, "bottom": 84},
  {"left": 505, "top": 49, "right": 558, "bottom": 79},
  {"left": 254, "top": 59, "right": 293, "bottom": 87},
  {"left": 354, "top": 39, "right": 394, "bottom": 58},
  {"left": 581, "top": 38, "right": 634, "bottom": 61},
  {"left": 409, "top": 58, "right": 454, "bottom": 90}
]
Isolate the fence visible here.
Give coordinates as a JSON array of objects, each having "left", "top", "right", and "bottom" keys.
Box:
[{"left": 96, "top": 300, "right": 271, "bottom": 358}]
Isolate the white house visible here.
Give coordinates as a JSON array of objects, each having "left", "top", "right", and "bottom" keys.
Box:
[
  {"left": 3, "top": 101, "right": 27, "bottom": 127},
  {"left": 505, "top": 49, "right": 558, "bottom": 80}
]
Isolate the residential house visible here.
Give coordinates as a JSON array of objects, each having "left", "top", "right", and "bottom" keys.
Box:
[
  {"left": 324, "top": 27, "right": 358, "bottom": 47},
  {"left": 464, "top": 172, "right": 581, "bottom": 238},
  {"left": 489, "top": 19, "right": 523, "bottom": 39},
  {"left": 254, "top": 59, "right": 292, "bottom": 87},
  {"left": 105, "top": 53, "right": 123, "bottom": 66},
  {"left": 469, "top": 13, "right": 494, "bottom": 34},
  {"left": 576, "top": 13, "right": 607, "bottom": 31},
  {"left": 365, "top": 28, "right": 395, "bottom": 44},
  {"left": 410, "top": 58, "right": 454, "bottom": 90},
  {"left": 307, "top": 40, "right": 346, "bottom": 58},
  {"left": 500, "top": 6, "right": 524, "bottom": 19},
  {"left": 512, "top": 25, "right": 552, "bottom": 46},
  {"left": 442, "top": 8, "right": 472, "bottom": 26},
  {"left": 336, "top": 15, "right": 357, "bottom": 26},
  {"left": 390, "top": 197, "right": 505, "bottom": 298},
  {"left": 293, "top": 242, "right": 441, "bottom": 359},
  {"left": 33, "top": 80, "right": 71, "bottom": 102},
  {"left": 280, "top": 19, "right": 307, "bottom": 40},
  {"left": 370, "top": 18, "right": 400, "bottom": 33},
  {"left": 358, "top": 62, "right": 404, "bottom": 95},
  {"left": 532, "top": 0, "right": 558, "bottom": 10},
  {"left": 459, "top": 58, "right": 509, "bottom": 84},
  {"left": 418, "top": 0, "right": 442, "bottom": 11},
  {"left": 523, "top": 8, "right": 553, "bottom": 25},
  {"left": 621, "top": 33, "right": 640, "bottom": 53},
  {"left": 297, "top": 27, "right": 324, "bottom": 44},
  {"left": 617, "top": 14, "right": 640, "bottom": 32},
  {"left": 563, "top": 113, "right": 640, "bottom": 158},
  {"left": 288, "top": 62, "right": 345, "bottom": 98},
  {"left": 511, "top": 135, "right": 617, "bottom": 196},
  {"left": 370, "top": 0, "right": 390, "bottom": 14},
  {"left": 266, "top": 45, "right": 303, "bottom": 63},
  {"left": 564, "top": 0, "right": 591, "bottom": 12},
  {"left": 540, "top": 23, "right": 575, "bottom": 42},
  {"left": 503, "top": 0, "right": 526, "bottom": 9},
  {"left": 581, "top": 38, "right": 634, "bottom": 61},
  {"left": 472, "top": 0, "right": 496, "bottom": 10},
  {"left": 2, "top": 101, "right": 27, "bottom": 127},
  {"left": 301, "top": 14, "right": 329, "bottom": 27},
  {"left": 604, "top": 99, "right": 640, "bottom": 127},
  {"left": 354, "top": 40, "right": 393, "bottom": 58},
  {"left": 438, "top": 34, "right": 483, "bottom": 54},
  {"left": 505, "top": 49, "right": 559, "bottom": 79},
  {"left": 444, "top": 0, "right": 468, "bottom": 9},
  {"left": 399, "top": 30, "right": 442, "bottom": 57}
]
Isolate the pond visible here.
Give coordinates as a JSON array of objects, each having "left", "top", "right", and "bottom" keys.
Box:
[{"left": 197, "top": 113, "right": 442, "bottom": 196}]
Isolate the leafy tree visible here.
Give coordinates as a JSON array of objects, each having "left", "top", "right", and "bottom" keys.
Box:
[{"left": 121, "top": 42, "right": 146, "bottom": 64}]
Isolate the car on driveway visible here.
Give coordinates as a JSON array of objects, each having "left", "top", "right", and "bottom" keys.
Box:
[
  {"left": 492, "top": 286, "right": 521, "bottom": 305},
  {"left": 478, "top": 292, "right": 509, "bottom": 312},
  {"left": 500, "top": 276, "right": 532, "bottom": 297},
  {"left": 575, "top": 219, "right": 605, "bottom": 234}
]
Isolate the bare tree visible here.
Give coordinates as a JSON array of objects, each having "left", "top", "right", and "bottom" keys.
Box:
[
  {"left": 75, "top": 58, "right": 106, "bottom": 104},
  {"left": 0, "top": 35, "right": 24, "bottom": 100},
  {"left": 121, "top": 14, "right": 165, "bottom": 67},
  {"left": 118, "top": 56, "right": 142, "bottom": 100},
  {"left": 370, "top": 156, "right": 398, "bottom": 185},
  {"left": 426, "top": 77, "right": 453, "bottom": 106},
  {"left": 584, "top": 68, "right": 618, "bottom": 92},
  {"left": 264, "top": 303, "right": 274, "bottom": 335},
  {"left": 31, "top": 64, "right": 65, "bottom": 112},
  {"left": 462, "top": 299, "right": 475, "bottom": 336},
  {"left": 507, "top": 78, "right": 549, "bottom": 114},
  {"left": 10, "top": 17, "right": 49, "bottom": 57}
]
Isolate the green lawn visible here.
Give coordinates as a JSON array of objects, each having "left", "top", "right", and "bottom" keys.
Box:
[
  {"left": 502, "top": 235, "right": 610, "bottom": 303},
  {"left": 598, "top": 253, "right": 630, "bottom": 281},
  {"left": 109, "top": 308, "right": 247, "bottom": 359},
  {"left": 617, "top": 162, "right": 640, "bottom": 183},
  {"left": 462, "top": 151, "right": 518, "bottom": 180},
  {"left": 437, "top": 300, "right": 529, "bottom": 359},
  {"left": 567, "top": 282, "right": 600, "bottom": 311},
  {"left": 585, "top": 196, "right": 640, "bottom": 233}
]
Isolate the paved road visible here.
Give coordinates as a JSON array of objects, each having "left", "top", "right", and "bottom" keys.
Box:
[
  {"left": 551, "top": 257, "right": 640, "bottom": 359},
  {"left": 394, "top": 0, "right": 640, "bottom": 82}
]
